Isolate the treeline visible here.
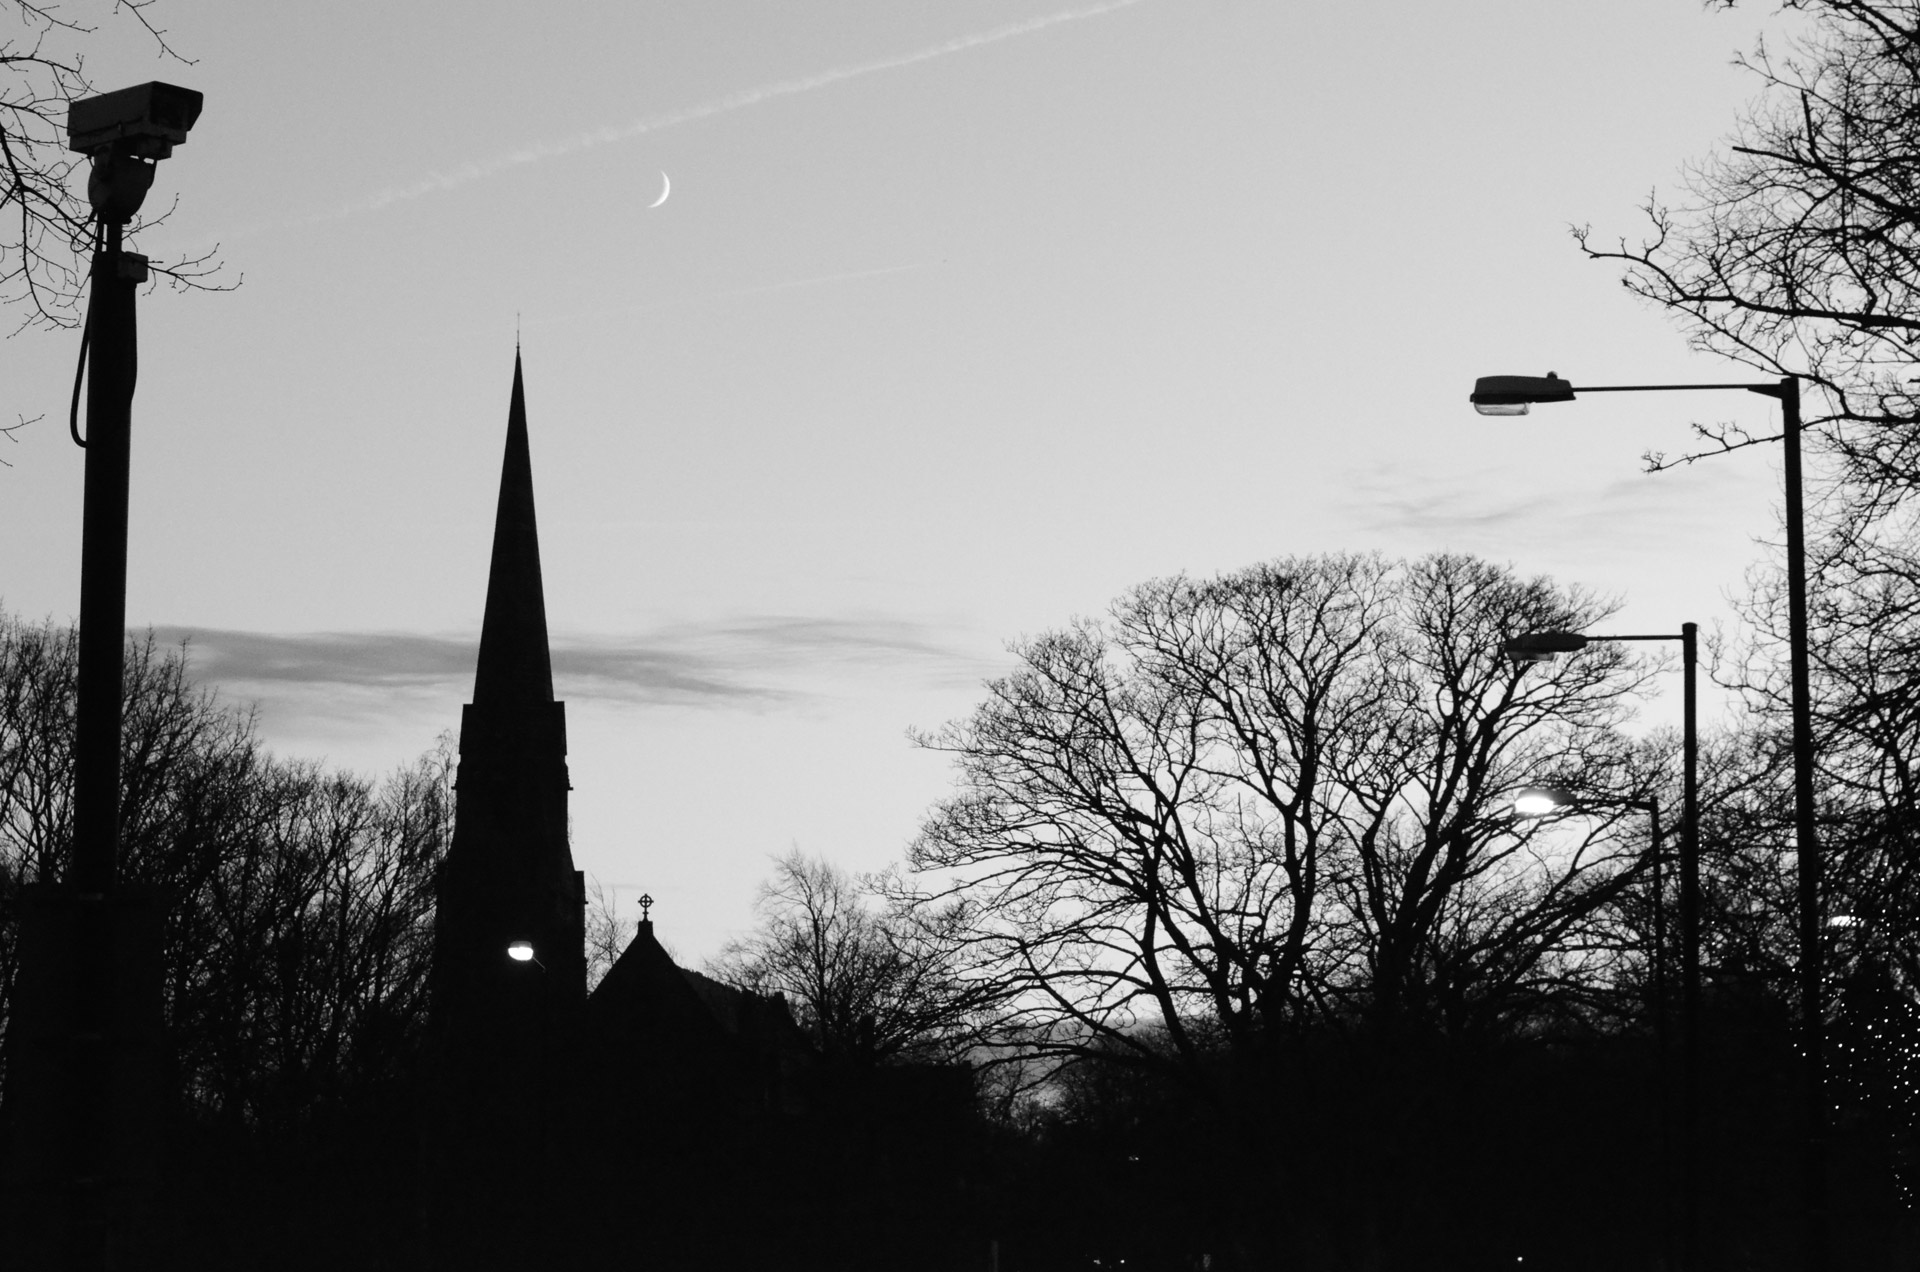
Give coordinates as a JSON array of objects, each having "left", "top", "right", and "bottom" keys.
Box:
[
  {"left": 715, "top": 550, "right": 1920, "bottom": 1268},
  {"left": 0, "top": 610, "right": 453, "bottom": 1264},
  {"left": 911, "top": 552, "right": 1682, "bottom": 1267},
  {"left": 7, "top": 516, "right": 1920, "bottom": 1269}
]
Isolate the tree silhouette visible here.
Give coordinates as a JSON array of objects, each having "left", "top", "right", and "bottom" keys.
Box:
[
  {"left": 904, "top": 554, "right": 1704, "bottom": 1266},
  {"left": 0, "top": 609, "right": 449, "bottom": 1266},
  {"left": 709, "top": 848, "right": 997, "bottom": 1064},
  {"left": 1579, "top": 1, "right": 1920, "bottom": 518},
  {"left": 911, "top": 554, "right": 1663, "bottom": 1088}
]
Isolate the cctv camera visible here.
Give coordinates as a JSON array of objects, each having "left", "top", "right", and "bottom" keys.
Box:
[
  {"left": 67, "top": 82, "right": 203, "bottom": 160},
  {"left": 67, "top": 82, "right": 202, "bottom": 223}
]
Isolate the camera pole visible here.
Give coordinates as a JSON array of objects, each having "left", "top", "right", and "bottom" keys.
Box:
[
  {"left": 0, "top": 83, "right": 199, "bottom": 1272},
  {"left": 65, "top": 185, "right": 147, "bottom": 1272}
]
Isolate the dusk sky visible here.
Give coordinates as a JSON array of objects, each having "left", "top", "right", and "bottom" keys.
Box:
[{"left": 1, "top": 0, "right": 1802, "bottom": 961}]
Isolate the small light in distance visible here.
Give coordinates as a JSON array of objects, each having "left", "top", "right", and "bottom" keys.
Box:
[{"left": 507, "top": 940, "right": 535, "bottom": 961}]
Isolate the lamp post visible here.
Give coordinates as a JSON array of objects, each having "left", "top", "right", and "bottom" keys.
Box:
[
  {"left": 1511, "top": 785, "right": 1674, "bottom": 1259},
  {"left": 1507, "top": 627, "right": 1698, "bottom": 1269},
  {"left": 1472, "top": 372, "right": 1823, "bottom": 1269}
]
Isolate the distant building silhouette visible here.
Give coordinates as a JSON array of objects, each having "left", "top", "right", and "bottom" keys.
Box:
[{"left": 421, "top": 354, "right": 977, "bottom": 1272}]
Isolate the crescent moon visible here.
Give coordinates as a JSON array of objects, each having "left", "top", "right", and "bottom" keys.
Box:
[{"left": 648, "top": 172, "right": 670, "bottom": 209}]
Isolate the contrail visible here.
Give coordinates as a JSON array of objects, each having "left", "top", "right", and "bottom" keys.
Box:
[{"left": 312, "top": 0, "right": 1150, "bottom": 224}]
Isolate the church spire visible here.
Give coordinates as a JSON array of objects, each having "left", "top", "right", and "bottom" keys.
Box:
[
  {"left": 424, "top": 350, "right": 585, "bottom": 1271},
  {"left": 431, "top": 346, "right": 585, "bottom": 1036},
  {"left": 472, "top": 351, "right": 554, "bottom": 707}
]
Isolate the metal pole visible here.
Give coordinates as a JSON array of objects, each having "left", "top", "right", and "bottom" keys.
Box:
[
  {"left": 1647, "top": 797, "right": 1674, "bottom": 1269},
  {"left": 1777, "top": 376, "right": 1826, "bottom": 1270},
  {"left": 1679, "top": 621, "right": 1700, "bottom": 1271},
  {"left": 72, "top": 224, "right": 139, "bottom": 893},
  {"left": 67, "top": 219, "right": 144, "bottom": 1272}
]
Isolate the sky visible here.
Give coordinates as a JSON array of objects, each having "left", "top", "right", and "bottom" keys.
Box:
[{"left": 0, "top": 0, "right": 1805, "bottom": 963}]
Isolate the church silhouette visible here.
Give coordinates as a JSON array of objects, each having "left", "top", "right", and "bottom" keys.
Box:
[{"left": 418, "top": 354, "right": 976, "bottom": 1272}]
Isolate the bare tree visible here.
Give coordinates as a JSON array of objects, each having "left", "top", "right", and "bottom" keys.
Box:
[
  {"left": 0, "top": 608, "right": 449, "bottom": 1123},
  {"left": 1579, "top": 6, "right": 1920, "bottom": 1211},
  {"left": 907, "top": 554, "right": 1664, "bottom": 1094},
  {"left": 1709, "top": 527, "right": 1920, "bottom": 1009},
  {"left": 1576, "top": 2, "right": 1920, "bottom": 517},
  {"left": 583, "top": 876, "right": 635, "bottom": 994},
  {"left": 709, "top": 848, "right": 995, "bottom": 1063}
]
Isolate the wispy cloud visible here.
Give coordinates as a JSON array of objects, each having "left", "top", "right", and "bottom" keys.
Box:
[
  {"left": 152, "top": 615, "right": 1001, "bottom": 713},
  {"left": 293, "top": 0, "right": 1149, "bottom": 227},
  {"left": 1346, "top": 480, "right": 1565, "bottom": 538},
  {"left": 1341, "top": 460, "right": 1771, "bottom": 550},
  {"left": 152, "top": 629, "right": 473, "bottom": 690}
]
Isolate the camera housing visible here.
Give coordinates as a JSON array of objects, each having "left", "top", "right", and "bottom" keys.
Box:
[{"left": 67, "top": 82, "right": 203, "bottom": 160}]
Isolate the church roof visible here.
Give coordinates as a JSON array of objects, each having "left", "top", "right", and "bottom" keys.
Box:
[
  {"left": 471, "top": 350, "right": 554, "bottom": 710},
  {"left": 588, "top": 920, "right": 812, "bottom": 1058},
  {"left": 588, "top": 920, "right": 734, "bottom": 1043}
]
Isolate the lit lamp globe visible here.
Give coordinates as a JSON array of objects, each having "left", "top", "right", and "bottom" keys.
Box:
[
  {"left": 1512, "top": 786, "right": 1574, "bottom": 818},
  {"left": 506, "top": 940, "right": 536, "bottom": 962}
]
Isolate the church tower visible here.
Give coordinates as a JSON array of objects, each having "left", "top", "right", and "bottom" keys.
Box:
[
  {"left": 423, "top": 352, "right": 585, "bottom": 1270},
  {"left": 432, "top": 349, "right": 586, "bottom": 1019}
]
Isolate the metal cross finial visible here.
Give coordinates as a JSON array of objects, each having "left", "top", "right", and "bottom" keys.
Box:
[{"left": 639, "top": 893, "right": 653, "bottom": 921}]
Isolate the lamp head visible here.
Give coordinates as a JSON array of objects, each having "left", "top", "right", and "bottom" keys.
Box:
[
  {"left": 1471, "top": 373, "right": 1575, "bottom": 416},
  {"left": 506, "top": 940, "right": 536, "bottom": 962},
  {"left": 1513, "top": 785, "right": 1575, "bottom": 818},
  {"left": 1504, "top": 631, "right": 1590, "bottom": 665}
]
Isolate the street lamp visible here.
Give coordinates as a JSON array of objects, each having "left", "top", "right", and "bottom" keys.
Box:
[
  {"left": 1510, "top": 783, "right": 1676, "bottom": 1258},
  {"left": 1506, "top": 624, "right": 1699, "bottom": 1268},
  {"left": 1472, "top": 371, "right": 1823, "bottom": 1270},
  {"left": 506, "top": 940, "right": 545, "bottom": 970},
  {"left": 1512, "top": 785, "right": 1575, "bottom": 818}
]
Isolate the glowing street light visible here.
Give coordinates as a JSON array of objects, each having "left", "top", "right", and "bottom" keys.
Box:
[
  {"left": 506, "top": 940, "right": 543, "bottom": 970},
  {"left": 1508, "top": 779, "right": 1675, "bottom": 1255},
  {"left": 1512, "top": 786, "right": 1576, "bottom": 818},
  {"left": 1507, "top": 619, "right": 1701, "bottom": 1268}
]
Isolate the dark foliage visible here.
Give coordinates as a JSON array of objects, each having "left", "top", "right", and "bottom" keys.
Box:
[
  {"left": 0, "top": 607, "right": 449, "bottom": 1267},
  {"left": 910, "top": 554, "right": 1665, "bottom": 1086},
  {"left": 709, "top": 848, "right": 1001, "bottom": 1064}
]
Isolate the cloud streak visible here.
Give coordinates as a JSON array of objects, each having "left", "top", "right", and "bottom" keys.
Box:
[
  {"left": 309, "top": 0, "right": 1151, "bottom": 224},
  {"left": 151, "top": 615, "right": 1001, "bottom": 712},
  {"left": 1341, "top": 460, "right": 1772, "bottom": 550}
]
